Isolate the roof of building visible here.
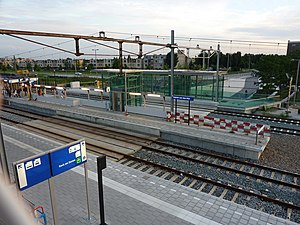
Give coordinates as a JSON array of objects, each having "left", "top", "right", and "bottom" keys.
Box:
[{"left": 93, "top": 69, "right": 225, "bottom": 76}]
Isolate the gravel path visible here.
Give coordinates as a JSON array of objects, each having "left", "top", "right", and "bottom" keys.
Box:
[{"left": 259, "top": 134, "right": 300, "bottom": 174}]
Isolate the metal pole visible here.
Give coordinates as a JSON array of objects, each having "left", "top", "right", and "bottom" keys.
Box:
[
  {"left": 195, "top": 75, "right": 198, "bottom": 98},
  {"left": 125, "top": 72, "right": 128, "bottom": 115},
  {"left": 174, "top": 99, "right": 177, "bottom": 124},
  {"left": 293, "top": 60, "right": 300, "bottom": 105},
  {"left": 54, "top": 70, "right": 56, "bottom": 86},
  {"left": 202, "top": 50, "right": 205, "bottom": 70},
  {"left": 227, "top": 53, "right": 229, "bottom": 70},
  {"left": 97, "top": 156, "right": 107, "bottom": 225},
  {"left": 207, "top": 50, "right": 210, "bottom": 69},
  {"left": 188, "top": 100, "right": 190, "bottom": 126},
  {"left": 215, "top": 44, "right": 220, "bottom": 102},
  {"left": 92, "top": 48, "right": 99, "bottom": 69},
  {"left": 170, "top": 30, "right": 175, "bottom": 113},
  {"left": 119, "top": 42, "right": 123, "bottom": 76},
  {"left": 0, "top": 123, "right": 10, "bottom": 183},
  {"left": 139, "top": 43, "right": 144, "bottom": 69},
  {"left": 248, "top": 44, "right": 251, "bottom": 70},
  {"left": 48, "top": 178, "right": 59, "bottom": 225},
  {"left": 84, "top": 163, "right": 91, "bottom": 220},
  {"left": 287, "top": 77, "right": 293, "bottom": 114}
]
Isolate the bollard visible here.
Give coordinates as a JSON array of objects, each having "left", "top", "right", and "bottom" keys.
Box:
[{"left": 97, "top": 156, "right": 107, "bottom": 225}]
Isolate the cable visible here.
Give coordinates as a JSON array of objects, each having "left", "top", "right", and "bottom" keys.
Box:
[
  {"left": 1, "top": 32, "right": 98, "bottom": 58},
  {"left": 105, "top": 30, "right": 287, "bottom": 45},
  {"left": 1, "top": 30, "right": 288, "bottom": 59}
]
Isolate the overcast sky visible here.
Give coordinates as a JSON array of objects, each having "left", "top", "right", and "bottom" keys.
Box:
[{"left": 0, "top": 0, "right": 299, "bottom": 58}]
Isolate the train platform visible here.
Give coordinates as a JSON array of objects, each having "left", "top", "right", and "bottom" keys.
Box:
[
  {"left": 6, "top": 96, "right": 269, "bottom": 160},
  {"left": 2, "top": 124, "right": 297, "bottom": 225}
]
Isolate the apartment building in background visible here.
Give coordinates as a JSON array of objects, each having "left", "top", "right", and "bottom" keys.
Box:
[{"left": 0, "top": 54, "right": 167, "bottom": 70}]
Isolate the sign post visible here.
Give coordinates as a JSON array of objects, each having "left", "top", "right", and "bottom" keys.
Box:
[
  {"left": 14, "top": 139, "right": 89, "bottom": 225},
  {"left": 48, "top": 178, "right": 60, "bottom": 225},
  {"left": 84, "top": 162, "right": 91, "bottom": 220},
  {"left": 172, "top": 96, "right": 194, "bottom": 125}
]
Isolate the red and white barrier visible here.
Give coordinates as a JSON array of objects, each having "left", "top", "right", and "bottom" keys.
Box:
[{"left": 166, "top": 111, "right": 270, "bottom": 137}]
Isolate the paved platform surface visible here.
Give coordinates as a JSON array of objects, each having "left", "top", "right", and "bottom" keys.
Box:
[
  {"left": 2, "top": 124, "right": 297, "bottom": 225},
  {"left": 6, "top": 96, "right": 269, "bottom": 156}
]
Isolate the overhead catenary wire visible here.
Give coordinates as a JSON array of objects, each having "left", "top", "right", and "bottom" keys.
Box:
[
  {"left": 105, "top": 30, "right": 287, "bottom": 45},
  {"left": 1, "top": 29, "right": 288, "bottom": 59}
]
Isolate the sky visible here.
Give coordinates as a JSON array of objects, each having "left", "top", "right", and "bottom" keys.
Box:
[{"left": 0, "top": 0, "right": 299, "bottom": 59}]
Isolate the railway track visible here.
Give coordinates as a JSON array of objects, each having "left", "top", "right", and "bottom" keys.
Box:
[
  {"left": 1, "top": 106, "right": 300, "bottom": 223},
  {"left": 0, "top": 106, "right": 156, "bottom": 161},
  {"left": 121, "top": 153, "right": 300, "bottom": 222},
  {"left": 141, "top": 144, "right": 300, "bottom": 189},
  {"left": 212, "top": 110, "right": 300, "bottom": 136}
]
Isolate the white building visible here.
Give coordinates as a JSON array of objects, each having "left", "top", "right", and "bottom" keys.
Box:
[{"left": 6, "top": 54, "right": 167, "bottom": 70}]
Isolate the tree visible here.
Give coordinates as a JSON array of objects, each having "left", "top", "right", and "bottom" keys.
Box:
[
  {"left": 112, "top": 58, "right": 120, "bottom": 69},
  {"left": 34, "top": 64, "right": 41, "bottom": 71},
  {"left": 87, "top": 63, "right": 94, "bottom": 70},
  {"left": 255, "top": 55, "right": 291, "bottom": 94},
  {"left": 64, "top": 58, "right": 72, "bottom": 70},
  {"left": 26, "top": 62, "right": 32, "bottom": 71},
  {"left": 165, "top": 51, "right": 178, "bottom": 69},
  {"left": 0, "top": 64, "right": 7, "bottom": 71}
]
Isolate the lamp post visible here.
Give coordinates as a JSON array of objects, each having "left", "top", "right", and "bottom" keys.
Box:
[
  {"left": 92, "top": 48, "right": 99, "bottom": 70},
  {"left": 292, "top": 59, "right": 300, "bottom": 105},
  {"left": 286, "top": 73, "right": 293, "bottom": 115},
  {"left": 170, "top": 30, "right": 175, "bottom": 113}
]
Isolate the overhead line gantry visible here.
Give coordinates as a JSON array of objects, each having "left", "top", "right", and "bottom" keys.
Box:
[{"left": 0, "top": 28, "right": 220, "bottom": 111}]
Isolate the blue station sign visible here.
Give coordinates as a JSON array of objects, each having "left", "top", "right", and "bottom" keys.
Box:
[
  {"left": 14, "top": 139, "right": 87, "bottom": 191},
  {"left": 15, "top": 153, "right": 51, "bottom": 191},
  {"left": 50, "top": 140, "right": 87, "bottom": 176},
  {"left": 172, "top": 96, "right": 194, "bottom": 101}
]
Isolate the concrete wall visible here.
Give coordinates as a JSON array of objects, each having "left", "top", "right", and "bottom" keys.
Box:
[
  {"left": 8, "top": 100, "right": 57, "bottom": 116},
  {"left": 160, "top": 130, "right": 264, "bottom": 160},
  {"left": 128, "top": 106, "right": 166, "bottom": 118},
  {"left": 78, "top": 99, "right": 108, "bottom": 109},
  {"left": 36, "top": 96, "right": 80, "bottom": 107}
]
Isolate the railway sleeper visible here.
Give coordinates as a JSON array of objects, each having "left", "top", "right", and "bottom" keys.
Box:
[{"left": 219, "top": 188, "right": 228, "bottom": 199}]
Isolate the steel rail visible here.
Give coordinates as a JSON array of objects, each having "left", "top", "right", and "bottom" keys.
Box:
[
  {"left": 128, "top": 154, "right": 300, "bottom": 211},
  {"left": 142, "top": 146, "right": 300, "bottom": 189},
  {"left": 155, "top": 140, "right": 300, "bottom": 178}
]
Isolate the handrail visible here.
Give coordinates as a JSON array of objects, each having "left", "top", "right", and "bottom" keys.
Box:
[{"left": 256, "top": 125, "right": 265, "bottom": 145}]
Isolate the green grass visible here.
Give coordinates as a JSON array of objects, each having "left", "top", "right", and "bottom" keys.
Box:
[{"left": 261, "top": 112, "right": 289, "bottom": 119}]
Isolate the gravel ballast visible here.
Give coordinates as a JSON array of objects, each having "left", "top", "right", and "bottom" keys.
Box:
[{"left": 259, "top": 134, "right": 300, "bottom": 174}]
